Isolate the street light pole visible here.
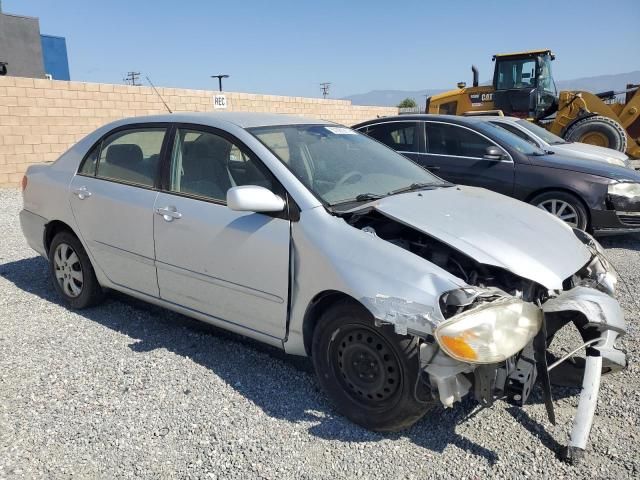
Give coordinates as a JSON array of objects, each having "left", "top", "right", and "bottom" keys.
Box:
[{"left": 211, "top": 74, "right": 230, "bottom": 92}]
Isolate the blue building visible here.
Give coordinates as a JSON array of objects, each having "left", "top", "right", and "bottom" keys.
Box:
[{"left": 40, "top": 34, "right": 70, "bottom": 80}]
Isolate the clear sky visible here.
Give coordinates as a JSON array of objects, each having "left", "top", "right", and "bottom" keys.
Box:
[{"left": 4, "top": 0, "right": 640, "bottom": 98}]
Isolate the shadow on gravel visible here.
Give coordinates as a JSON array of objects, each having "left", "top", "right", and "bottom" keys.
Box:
[
  {"left": 599, "top": 233, "right": 640, "bottom": 252},
  {"left": 3, "top": 255, "right": 591, "bottom": 466}
]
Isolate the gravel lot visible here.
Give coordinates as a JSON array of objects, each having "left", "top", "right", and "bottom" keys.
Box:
[{"left": 0, "top": 187, "right": 638, "bottom": 479}]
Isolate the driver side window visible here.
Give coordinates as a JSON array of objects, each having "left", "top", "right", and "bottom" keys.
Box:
[{"left": 168, "top": 128, "right": 276, "bottom": 202}]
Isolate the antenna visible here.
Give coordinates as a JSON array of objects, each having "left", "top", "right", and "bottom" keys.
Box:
[
  {"left": 320, "top": 82, "right": 331, "bottom": 99},
  {"left": 145, "top": 76, "right": 172, "bottom": 114},
  {"left": 123, "top": 71, "right": 141, "bottom": 86}
]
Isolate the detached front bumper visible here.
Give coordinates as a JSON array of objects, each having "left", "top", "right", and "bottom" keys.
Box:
[
  {"left": 419, "top": 285, "right": 627, "bottom": 463},
  {"left": 542, "top": 286, "right": 627, "bottom": 462}
]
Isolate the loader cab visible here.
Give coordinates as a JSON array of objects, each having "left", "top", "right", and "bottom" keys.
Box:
[{"left": 492, "top": 50, "right": 557, "bottom": 119}]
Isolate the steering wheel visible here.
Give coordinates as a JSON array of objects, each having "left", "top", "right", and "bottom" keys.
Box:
[{"left": 335, "top": 171, "right": 364, "bottom": 189}]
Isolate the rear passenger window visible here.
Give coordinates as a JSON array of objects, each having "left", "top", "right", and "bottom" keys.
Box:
[
  {"left": 425, "top": 123, "right": 492, "bottom": 158},
  {"left": 366, "top": 122, "right": 419, "bottom": 152},
  {"left": 96, "top": 129, "right": 165, "bottom": 187},
  {"left": 78, "top": 145, "right": 99, "bottom": 175}
]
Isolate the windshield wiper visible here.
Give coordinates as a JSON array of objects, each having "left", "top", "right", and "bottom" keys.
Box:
[
  {"left": 388, "top": 182, "right": 448, "bottom": 196},
  {"left": 355, "top": 193, "right": 385, "bottom": 201}
]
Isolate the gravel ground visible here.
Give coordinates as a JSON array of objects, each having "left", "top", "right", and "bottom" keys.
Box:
[{"left": 0, "top": 187, "right": 638, "bottom": 479}]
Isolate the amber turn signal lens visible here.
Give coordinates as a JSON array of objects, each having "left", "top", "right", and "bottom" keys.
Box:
[
  {"left": 21, "top": 175, "right": 28, "bottom": 192},
  {"left": 439, "top": 335, "right": 478, "bottom": 361}
]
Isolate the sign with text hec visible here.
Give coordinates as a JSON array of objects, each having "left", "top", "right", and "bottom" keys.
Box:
[{"left": 214, "top": 94, "right": 227, "bottom": 109}]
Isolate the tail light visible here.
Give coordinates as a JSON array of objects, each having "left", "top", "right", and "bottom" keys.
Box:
[{"left": 21, "top": 175, "right": 28, "bottom": 192}]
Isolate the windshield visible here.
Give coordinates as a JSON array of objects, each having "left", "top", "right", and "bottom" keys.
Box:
[
  {"left": 249, "top": 124, "right": 444, "bottom": 206},
  {"left": 516, "top": 119, "right": 566, "bottom": 145},
  {"left": 475, "top": 121, "right": 546, "bottom": 155}
]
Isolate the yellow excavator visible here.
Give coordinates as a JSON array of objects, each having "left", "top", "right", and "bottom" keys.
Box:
[{"left": 426, "top": 49, "right": 640, "bottom": 158}]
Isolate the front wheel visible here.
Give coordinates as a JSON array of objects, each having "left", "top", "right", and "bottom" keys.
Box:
[
  {"left": 312, "top": 300, "right": 433, "bottom": 432},
  {"left": 49, "top": 231, "right": 104, "bottom": 309},
  {"left": 564, "top": 115, "right": 628, "bottom": 153},
  {"left": 530, "top": 191, "right": 589, "bottom": 231}
]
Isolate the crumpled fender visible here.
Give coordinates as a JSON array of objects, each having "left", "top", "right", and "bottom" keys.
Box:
[{"left": 543, "top": 286, "right": 627, "bottom": 372}]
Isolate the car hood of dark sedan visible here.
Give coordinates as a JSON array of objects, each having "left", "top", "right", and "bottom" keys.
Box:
[
  {"left": 527, "top": 152, "right": 640, "bottom": 182},
  {"left": 372, "top": 185, "right": 591, "bottom": 290}
]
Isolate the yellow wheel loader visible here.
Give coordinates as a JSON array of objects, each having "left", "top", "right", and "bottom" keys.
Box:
[{"left": 426, "top": 50, "right": 640, "bottom": 158}]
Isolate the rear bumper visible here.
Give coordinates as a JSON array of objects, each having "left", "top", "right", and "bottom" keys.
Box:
[{"left": 19, "top": 209, "right": 47, "bottom": 257}]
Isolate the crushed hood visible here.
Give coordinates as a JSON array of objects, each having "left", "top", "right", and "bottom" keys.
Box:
[{"left": 372, "top": 186, "right": 591, "bottom": 290}]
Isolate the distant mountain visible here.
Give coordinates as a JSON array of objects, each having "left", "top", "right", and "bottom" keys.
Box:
[
  {"left": 556, "top": 71, "right": 640, "bottom": 93},
  {"left": 343, "top": 89, "right": 445, "bottom": 108},
  {"left": 344, "top": 71, "right": 640, "bottom": 106}
]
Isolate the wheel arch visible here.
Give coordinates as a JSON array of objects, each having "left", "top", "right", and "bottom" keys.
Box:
[
  {"left": 525, "top": 187, "right": 592, "bottom": 229},
  {"left": 43, "top": 220, "right": 78, "bottom": 255},
  {"left": 302, "top": 290, "right": 368, "bottom": 356}
]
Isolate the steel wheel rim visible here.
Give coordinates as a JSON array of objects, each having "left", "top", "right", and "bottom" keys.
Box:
[
  {"left": 537, "top": 199, "right": 579, "bottom": 227},
  {"left": 331, "top": 326, "right": 402, "bottom": 407},
  {"left": 54, "top": 243, "right": 84, "bottom": 298},
  {"left": 580, "top": 131, "right": 608, "bottom": 147}
]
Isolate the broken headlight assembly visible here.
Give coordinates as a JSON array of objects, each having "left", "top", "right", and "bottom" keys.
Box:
[
  {"left": 435, "top": 296, "right": 542, "bottom": 364},
  {"left": 572, "top": 229, "right": 617, "bottom": 296},
  {"left": 607, "top": 181, "right": 640, "bottom": 199}
]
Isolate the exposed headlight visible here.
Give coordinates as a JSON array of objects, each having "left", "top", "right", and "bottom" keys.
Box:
[
  {"left": 608, "top": 182, "right": 640, "bottom": 198},
  {"left": 435, "top": 298, "right": 542, "bottom": 364},
  {"left": 572, "top": 228, "right": 604, "bottom": 255}
]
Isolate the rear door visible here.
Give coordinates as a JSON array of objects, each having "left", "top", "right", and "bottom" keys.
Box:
[
  {"left": 361, "top": 121, "right": 424, "bottom": 164},
  {"left": 152, "top": 125, "right": 291, "bottom": 340},
  {"left": 419, "top": 121, "right": 515, "bottom": 196},
  {"left": 69, "top": 125, "right": 169, "bottom": 297}
]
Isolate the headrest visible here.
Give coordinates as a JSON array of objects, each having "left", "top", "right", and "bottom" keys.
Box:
[{"left": 105, "top": 144, "right": 143, "bottom": 166}]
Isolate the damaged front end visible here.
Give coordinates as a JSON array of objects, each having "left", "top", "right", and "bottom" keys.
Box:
[{"left": 348, "top": 209, "right": 627, "bottom": 463}]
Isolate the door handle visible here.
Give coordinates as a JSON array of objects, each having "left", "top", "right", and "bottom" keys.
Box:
[
  {"left": 425, "top": 165, "right": 441, "bottom": 171},
  {"left": 72, "top": 186, "right": 92, "bottom": 200},
  {"left": 155, "top": 206, "right": 182, "bottom": 222}
]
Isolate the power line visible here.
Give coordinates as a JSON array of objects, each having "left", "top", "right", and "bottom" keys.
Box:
[
  {"left": 320, "top": 82, "right": 331, "bottom": 99},
  {"left": 123, "top": 71, "right": 141, "bottom": 86}
]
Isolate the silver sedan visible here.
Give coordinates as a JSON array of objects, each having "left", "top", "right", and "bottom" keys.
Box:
[{"left": 20, "top": 112, "right": 626, "bottom": 462}]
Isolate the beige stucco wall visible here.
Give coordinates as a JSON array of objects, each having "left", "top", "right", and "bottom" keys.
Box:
[{"left": 0, "top": 76, "right": 397, "bottom": 187}]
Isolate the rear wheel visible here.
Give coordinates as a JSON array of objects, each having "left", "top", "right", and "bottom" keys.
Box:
[
  {"left": 312, "top": 300, "right": 433, "bottom": 432},
  {"left": 49, "top": 231, "right": 104, "bottom": 309},
  {"left": 530, "top": 191, "right": 589, "bottom": 231},
  {"left": 564, "top": 115, "right": 627, "bottom": 153}
]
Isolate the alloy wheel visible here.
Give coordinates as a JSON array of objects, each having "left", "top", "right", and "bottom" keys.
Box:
[
  {"left": 537, "top": 199, "right": 579, "bottom": 228},
  {"left": 53, "top": 243, "right": 84, "bottom": 298}
]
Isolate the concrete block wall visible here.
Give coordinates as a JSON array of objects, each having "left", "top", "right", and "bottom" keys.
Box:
[{"left": 0, "top": 76, "right": 397, "bottom": 187}]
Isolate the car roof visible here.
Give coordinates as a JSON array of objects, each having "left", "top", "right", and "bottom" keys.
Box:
[
  {"left": 352, "top": 114, "right": 498, "bottom": 129},
  {"left": 108, "top": 112, "right": 334, "bottom": 129}
]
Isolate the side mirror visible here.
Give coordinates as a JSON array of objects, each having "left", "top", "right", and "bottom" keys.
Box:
[
  {"left": 227, "top": 185, "right": 285, "bottom": 213},
  {"left": 483, "top": 146, "right": 506, "bottom": 161}
]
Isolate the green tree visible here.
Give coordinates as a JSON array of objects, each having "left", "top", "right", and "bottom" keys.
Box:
[{"left": 397, "top": 98, "right": 417, "bottom": 108}]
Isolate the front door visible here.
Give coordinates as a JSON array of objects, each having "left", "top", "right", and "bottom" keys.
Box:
[
  {"left": 419, "top": 121, "right": 515, "bottom": 196},
  {"left": 69, "top": 126, "right": 168, "bottom": 297},
  {"left": 153, "top": 126, "right": 291, "bottom": 340}
]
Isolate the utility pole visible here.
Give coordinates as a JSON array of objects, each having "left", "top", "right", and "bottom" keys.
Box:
[
  {"left": 211, "top": 74, "right": 229, "bottom": 92},
  {"left": 320, "top": 82, "right": 331, "bottom": 99},
  {"left": 123, "top": 71, "right": 141, "bottom": 86}
]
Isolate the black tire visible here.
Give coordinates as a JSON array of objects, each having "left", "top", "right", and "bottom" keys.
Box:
[
  {"left": 311, "top": 300, "right": 433, "bottom": 432},
  {"left": 530, "top": 190, "right": 589, "bottom": 231},
  {"left": 564, "top": 115, "right": 628, "bottom": 153},
  {"left": 48, "top": 231, "right": 104, "bottom": 309}
]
